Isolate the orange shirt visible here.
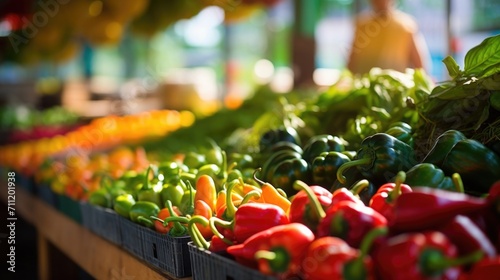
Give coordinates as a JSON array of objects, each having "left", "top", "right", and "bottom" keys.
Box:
[{"left": 348, "top": 10, "right": 420, "bottom": 74}]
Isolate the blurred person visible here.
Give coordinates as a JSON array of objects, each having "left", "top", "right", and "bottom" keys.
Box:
[{"left": 346, "top": 0, "right": 431, "bottom": 75}]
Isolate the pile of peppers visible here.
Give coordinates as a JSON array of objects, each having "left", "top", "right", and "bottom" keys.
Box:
[
  {"left": 83, "top": 127, "right": 500, "bottom": 279},
  {"left": 185, "top": 175, "right": 500, "bottom": 280}
]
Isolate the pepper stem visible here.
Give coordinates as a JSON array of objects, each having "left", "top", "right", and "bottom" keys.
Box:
[
  {"left": 188, "top": 215, "right": 210, "bottom": 249},
  {"left": 343, "top": 227, "right": 388, "bottom": 279},
  {"left": 276, "top": 188, "right": 288, "bottom": 198},
  {"left": 137, "top": 216, "right": 154, "bottom": 228},
  {"left": 254, "top": 247, "right": 291, "bottom": 273},
  {"left": 209, "top": 216, "right": 234, "bottom": 245},
  {"left": 388, "top": 171, "right": 406, "bottom": 202},
  {"left": 336, "top": 158, "right": 372, "bottom": 184},
  {"left": 452, "top": 173, "right": 464, "bottom": 193},
  {"left": 241, "top": 190, "right": 261, "bottom": 204},
  {"left": 225, "top": 179, "right": 238, "bottom": 219},
  {"left": 293, "top": 180, "right": 326, "bottom": 219},
  {"left": 166, "top": 200, "right": 186, "bottom": 234},
  {"left": 253, "top": 168, "right": 266, "bottom": 186},
  {"left": 143, "top": 164, "right": 153, "bottom": 190},
  {"left": 184, "top": 180, "right": 195, "bottom": 215},
  {"left": 420, "top": 249, "right": 483, "bottom": 276},
  {"left": 349, "top": 179, "right": 369, "bottom": 196}
]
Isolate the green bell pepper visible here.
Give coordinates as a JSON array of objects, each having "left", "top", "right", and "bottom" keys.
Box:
[
  {"left": 113, "top": 193, "right": 136, "bottom": 219},
  {"left": 401, "top": 163, "right": 460, "bottom": 192},
  {"left": 270, "top": 157, "right": 311, "bottom": 196},
  {"left": 100, "top": 175, "right": 127, "bottom": 207},
  {"left": 129, "top": 201, "right": 160, "bottom": 228},
  {"left": 183, "top": 151, "right": 206, "bottom": 170},
  {"left": 261, "top": 150, "right": 302, "bottom": 182},
  {"left": 422, "top": 130, "right": 467, "bottom": 166},
  {"left": 336, "top": 133, "right": 416, "bottom": 185},
  {"left": 122, "top": 171, "right": 146, "bottom": 200},
  {"left": 158, "top": 161, "right": 189, "bottom": 185},
  {"left": 259, "top": 126, "right": 302, "bottom": 153},
  {"left": 160, "top": 183, "right": 185, "bottom": 208},
  {"left": 228, "top": 152, "right": 255, "bottom": 170},
  {"left": 88, "top": 188, "right": 112, "bottom": 208},
  {"left": 179, "top": 181, "right": 196, "bottom": 215},
  {"left": 267, "top": 141, "right": 304, "bottom": 155},
  {"left": 203, "top": 138, "right": 224, "bottom": 167},
  {"left": 330, "top": 163, "right": 365, "bottom": 193},
  {"left": 441, "top": 139, "right": 500, "bottom": 195},
  {"left": 195, "top": 150, "right": 228, "bottom": 191},
  {"left": 137, "top": 165, "right": 163, "bottom": 207},
  {"left": 385, "top": 122, "right": 414, "bottom": 148},
  {"left": 301, "top": 134, "right": 346, "bottom": 164},
  {"left": 311, "top": 151, "right": 351, "bottom": 188}
]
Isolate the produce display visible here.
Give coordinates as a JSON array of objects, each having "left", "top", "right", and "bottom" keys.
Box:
[{"left": 2, "top": 35, "right": 500, "bottom": 279}]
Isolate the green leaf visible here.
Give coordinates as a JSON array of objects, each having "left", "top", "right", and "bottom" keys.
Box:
[
  {"left": 429, "top": 79, "right": 485, "bottom": 100},
  {"left": 478, "top": 63, "right": 500, "bottom": 81},
  {"left": 464, "top": 34, "right": 500, "bottom": 77},
  {"left": 442, "top": 55, "right": 462, "bottom": 79}
]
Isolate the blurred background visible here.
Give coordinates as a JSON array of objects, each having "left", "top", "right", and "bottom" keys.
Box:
[{"left": 0, "top": 0, "right": 499, "bottom": 125}]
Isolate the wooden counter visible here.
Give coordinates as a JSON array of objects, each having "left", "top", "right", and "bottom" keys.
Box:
[{"left": 0, "top": 187, "right": 190, "bottom": 280}]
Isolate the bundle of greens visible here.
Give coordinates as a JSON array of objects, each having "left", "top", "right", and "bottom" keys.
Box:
[{"left": 414, "top": 34, "right": 500, "bottom": 158}]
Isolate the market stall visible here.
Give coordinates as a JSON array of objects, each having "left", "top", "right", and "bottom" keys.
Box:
[{"left": 1, "top": 1, "right": 500, "bottom": 280}]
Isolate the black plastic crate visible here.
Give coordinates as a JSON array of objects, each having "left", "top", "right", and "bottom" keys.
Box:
[
  {"left": 85, "top": 204, "right": 122, "bottom": 245},
  {"left": 188, "top": 242, "right": 277, "bottom": 280},
  {"left": 37, "top": 183, "right": 58, "bottom": 208},
  {"left": 80, "top": 202, "right": 93, "bottom": 229},
  {"left": 57, "top": 195, "right": 83, "bottom": 224},
  {"left": 141, "top": 228, "right": 192, "bottom": 278},
  {"left": 119, "top": 217, "right": 145, "bottom": 260},
  {"left": 15, "top": 173, "right": 35, "bottom": 194}
]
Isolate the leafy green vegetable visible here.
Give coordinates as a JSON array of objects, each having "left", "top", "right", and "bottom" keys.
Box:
[
  {"left": 415, "top": 34, "right": 500, "bottom": 158},
  {"left": 464, "top": 34, "right": 500, "bottom": 78}
]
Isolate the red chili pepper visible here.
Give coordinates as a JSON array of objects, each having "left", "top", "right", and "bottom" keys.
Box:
[
  {"left": 460, "top": 256, "right": 500, "bottom": 280},
  {"left": 369, "top": 171, "right": 412, "bottom": 221},
  {"left": 289, "top": 184, "right": 332, "bottom": 233},
  {"left": 226, "top": 223, "right": 315, "bottom": 278},
  {"left": 211, "top": 181, "right": 289, "bottom": 244},
  {"left": 373, "top": 231, "right": 484, "bottom": 280},
  {"left": 389, "top": 186, "right": 489, "bottom": 233},
  {"left": 317, "top": 200, "right": 387, "bottom": 248},
  {"left": 301, "top": 227, "right": 387, "bottom": 280},
  {"left": 437, "top": 215, "right": 497, "bottom": 258}
]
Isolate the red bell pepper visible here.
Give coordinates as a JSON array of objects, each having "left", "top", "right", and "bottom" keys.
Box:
[
  {"left": 301, "top": 227, "right": 387, "bottom": 280},
  {"left": 209, "top": 235, "right": 231, "bottom": 253},
  {"left": 317, "top": 200, "right": 387, "bottom": 248},
  {"left": 369, "top": 171, "right": 412, "bottom": 221},
  {"left": 330, "top": 179, "right": 369, "bottom": 207},
  {"left": 459, "top": 256, "right": 500, "bottom": 280},
  {"left": 226, "top": 223, "right": 315, "bottom": 278},
  {"left": 373, "top": 231, "right": 484, "bottom": 280},
  {"left": 389, "top": 187, "right": 489, "bottom": 233},
  {"left": 210, "top": 181, "right": 289, "bottom": 244},
  {"left": 289, "top": 183, "right": 332, "bottom": 233},
  {"left": 437, "top": 215, "right": 497, "bottom": 258}
]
